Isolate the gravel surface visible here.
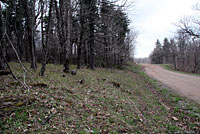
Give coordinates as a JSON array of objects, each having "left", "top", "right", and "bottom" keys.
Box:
[{"left": 142, "top": 64, "right": 200, "bottom": 104}]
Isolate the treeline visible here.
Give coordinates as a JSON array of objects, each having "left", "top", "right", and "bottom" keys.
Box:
[
  {"left": 0, "top": 0, "right": 136, "bottom": 75},
  {"left": 134, "top": 57, "right": 150, "bottom": 64},
  {"left": 150, "top": 33, "right": 200, "bottom": 74}
]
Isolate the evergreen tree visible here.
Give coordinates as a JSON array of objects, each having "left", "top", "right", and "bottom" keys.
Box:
[
  {"left": 150, "top": 39, "right": 163, "bottom": 64},
  {"left": 163, "top": 38, "right": 171, "bottom": 64}
]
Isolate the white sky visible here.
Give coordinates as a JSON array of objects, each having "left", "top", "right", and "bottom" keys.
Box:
[{"left": 128, "top": 0, "right": 198, "bottom": 58}]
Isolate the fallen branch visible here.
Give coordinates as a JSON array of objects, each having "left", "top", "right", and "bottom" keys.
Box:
[
  {"left": 5, "top": 32, "right": 33, "bottom": 75},
  {"left": 3, "top": 56, "right": 30, "bottom": 91}
]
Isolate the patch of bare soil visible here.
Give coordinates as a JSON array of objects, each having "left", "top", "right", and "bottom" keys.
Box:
[{"left": 142, "top": 64, "right": 200, "bottom": 104}]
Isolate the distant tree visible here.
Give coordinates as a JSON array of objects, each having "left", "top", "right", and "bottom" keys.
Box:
[
  {"left": 163, "top": 38, "right": 171, "bottom": 64},
  {"left": 190, "top": 40, "right": 200, "bottom": 73},
  {"left": 150, "top": 39, "right": 163, "bottom": 64},
  {"left": 169, "top": 39, "right": 177, "bottom": 70},
  {"left": 176, "top": 31, "right": 188, "bottom": 71}
]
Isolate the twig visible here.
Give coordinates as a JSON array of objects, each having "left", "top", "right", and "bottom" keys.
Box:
[
  {"left": 4, "top": 56, "right": 30, "bottom": 91},
  {"left": 41, "top": 112, "right": 58, "bottom": 125}
]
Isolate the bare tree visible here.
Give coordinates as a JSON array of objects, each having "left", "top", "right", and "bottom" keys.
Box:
[
  {"left": 40, "top": 0, "right": 53, "bottom": 76},
  {"left": 178, "top": 17, "right": 200, "bottom": 39},
  {"left": 169, "top": 39, "right": 177, "bottom": 70},
  {"left": 22, "top": 0, "right": 37, "bottom": 70},
  {"left": 0, "top": 3, "right": 7, "bottom": 70},
  {"left": 88, "top": 0, "right": 96, "bottom": 69},
  {"left": 77, "top": 0, "right": 85, "bottom": 69}
]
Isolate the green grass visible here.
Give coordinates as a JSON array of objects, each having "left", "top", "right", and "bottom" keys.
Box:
[
  {"left": 160, "top": 64, "right": 200, "bottom": 76},
  {"left": 0, "top": 62, "right": 199, "bottom": 133},
  {"left": 160, "top": 64, "right": 174, "bottom": 71}
]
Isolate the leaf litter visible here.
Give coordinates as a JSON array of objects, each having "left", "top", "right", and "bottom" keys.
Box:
[{"left": 0, "top": 63, "right": 199, "bottom": 133}]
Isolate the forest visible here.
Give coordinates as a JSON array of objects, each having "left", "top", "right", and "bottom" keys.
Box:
[{"left": 0, "top": 0, "right": 136, "bottom": 76}]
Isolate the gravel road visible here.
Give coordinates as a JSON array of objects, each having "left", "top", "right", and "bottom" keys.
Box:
[{"left": 142, "top": 64, "right": 200, "bottom": 104}]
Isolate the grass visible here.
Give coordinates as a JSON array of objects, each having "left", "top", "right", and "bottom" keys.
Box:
[
  {"left": 160, "top": 64, "right": 174, "bottom": 71},
  {"left": 160, "top": 64, "right": 200, "bottom": 76},
  {"left": 0, "top": 62, "right": 200, "bottom": 133}
]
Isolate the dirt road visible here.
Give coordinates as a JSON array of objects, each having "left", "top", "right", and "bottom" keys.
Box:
[{"left": 142, "top": 64, "right": 200, "bottom": 104}]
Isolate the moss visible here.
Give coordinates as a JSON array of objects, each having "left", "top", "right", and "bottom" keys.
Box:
[
  {"left": 15, "top": 102, "right": 24, "bottom": 107},
  {"left": 1, "top": 108, "right": 14, "bottom": 111},
  {"left": 9, "top": 81, "right": 20, "bottom": 86},
  {"left": 4, "top": 98, "right": 13, "bottom": 101}
]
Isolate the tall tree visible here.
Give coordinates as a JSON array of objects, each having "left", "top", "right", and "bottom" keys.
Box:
[
  {"left": 88, "top": 0, "right": 96, "bottom": 69},
  {"left": 22, "top": 0, "right": 37, "bottom": 70},
  {"left": 77, "top": 0, "right": 85, "bottom": 69},
  {"left": 170, "top": 39, "right": 177, "bottom": 70},
  {"left": 63, "top": 0, "right": 72, "bottom": 73},
  {"left": 40, "top": 0, "right": 53, "bottom": 76},
  {"left": 0, "top": 3, "right": 7, "bottom": 70},
  {"left": 150, "top": 39, "right": 163, "bottom": 64},
  {"left": 163, "top": 38, "right": 171, "bottom": 64}
]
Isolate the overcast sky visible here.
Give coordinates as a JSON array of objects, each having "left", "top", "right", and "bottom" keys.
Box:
[{"left": 129, "top": 0, "right": 198, "bottom": 58}]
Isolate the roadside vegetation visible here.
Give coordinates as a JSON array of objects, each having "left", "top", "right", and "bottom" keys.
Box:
[
  {"left": 160, "top": 64, "right": 174, "bottom": 71},
  {"left": 160, "top": 64, "right": 200, "bottom": 76},
  {"left": 0, "top": 62, "right": 199, "bottom": 133}
]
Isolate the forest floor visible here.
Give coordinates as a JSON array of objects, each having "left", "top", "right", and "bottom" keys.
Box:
[
  {"left": 0, "top": 62, "right": 200, "bottom": 133},
  {"left": 143, "top": 64, "right": 200, "bottom": 104}
]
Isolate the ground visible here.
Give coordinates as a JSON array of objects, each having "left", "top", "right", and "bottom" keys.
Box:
[
  {"left": 0, "top": 63, "right": 200, "bottom": 133},
  {"left": 143, "top": 64, "right": 200, "bottom": 104}
]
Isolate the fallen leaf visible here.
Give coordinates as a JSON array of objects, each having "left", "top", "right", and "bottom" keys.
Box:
[{"left": 172, "top": 116, "right": 178, "bottom": 121}]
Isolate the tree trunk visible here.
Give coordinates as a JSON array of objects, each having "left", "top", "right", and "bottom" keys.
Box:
[
  {"left": 84, "top": 40, "right": 88, "bottom": 66},
  {"left": 0, "top": 44, "right": 7, "bottom": 70},
  {"left": 89, "top": 0, "right": 96, "bottom": 69},
  {"left": 0, "top": 4, "right": 7, "bottom": 70},
  {"left": 77, "top": 33, "right": 83, "bottom": 69},
  {"left": 22, "top": 0, "right": 37, "bottom": 70},
  {"left": 173, "top": 54, "right": 176, "bottom": 71},
  {"left": 40, "top": 0, "right": 53, "bottom": 76},
  {"left": 63, "top": 0, "right": 71, "bottom": 73},
  {"left": 77, "top": 0, "right": 84, "bottom": 69},
  {"left": 54, "top": 0, "right": 63, "bottom": 64}
]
